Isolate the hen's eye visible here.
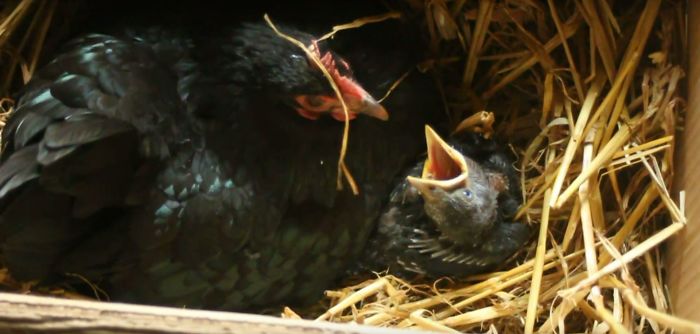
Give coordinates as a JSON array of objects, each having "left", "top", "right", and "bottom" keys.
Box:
[
  {"left": 463, "top": 189, "right": 472, "bottom": 198},
  {"left": 307, "top": 96, "right": 324, "bottom": 107}
]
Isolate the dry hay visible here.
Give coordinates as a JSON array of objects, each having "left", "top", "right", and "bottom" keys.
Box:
[{"left": 0, "top": 0, "right": 698, "bottom": 333}]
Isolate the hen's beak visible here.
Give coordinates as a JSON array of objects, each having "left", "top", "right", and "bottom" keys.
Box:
[
  {"left": 340, "top": 82, "right": 389, "bottom": 121},
  {"left": 407, "top": 125, "right": 469, "bottom": 199}
]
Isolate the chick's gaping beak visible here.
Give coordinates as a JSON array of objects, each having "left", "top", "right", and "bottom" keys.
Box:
[{"left": 407, "top": 125, "right": 469, "bottom": 199}]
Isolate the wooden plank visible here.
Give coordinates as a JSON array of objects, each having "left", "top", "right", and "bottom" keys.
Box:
[
  {"left": 669, "top": 0, "right": 700, "bottom": 324},
  {"left": 0, "top": 292, "right": 435, "bottom": 334}
]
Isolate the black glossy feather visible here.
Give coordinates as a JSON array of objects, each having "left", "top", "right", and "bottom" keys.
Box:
[
  {"left": 13, "top": 113, "right": 53, "bottom": 149},
  {"left": 0, "top": 146, "right": 40, "bottom": 197}
]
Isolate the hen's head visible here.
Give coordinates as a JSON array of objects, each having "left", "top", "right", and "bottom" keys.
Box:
[{"left": 226, "top": 22, "right": 388, "bottom": 122}]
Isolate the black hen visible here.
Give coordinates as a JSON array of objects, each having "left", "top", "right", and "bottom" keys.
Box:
[
  {"left": 0, "top": 20, "right": 437, "bottom": 312},
  {"left": 360, "top": 125, "right": 530, "bottom": 278}
]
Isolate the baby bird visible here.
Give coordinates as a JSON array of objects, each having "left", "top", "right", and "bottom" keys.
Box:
[{"left": 360, "top": 123, "right": 531, "bottom": 278}]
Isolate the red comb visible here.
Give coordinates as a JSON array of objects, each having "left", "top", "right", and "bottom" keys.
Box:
[{"left": 309, "top": 40, "right": 342, "bottom": 81}]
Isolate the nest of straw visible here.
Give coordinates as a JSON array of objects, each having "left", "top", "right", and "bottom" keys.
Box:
[{"left": 0, "top": 0, "right": 696, "bottom": 333}]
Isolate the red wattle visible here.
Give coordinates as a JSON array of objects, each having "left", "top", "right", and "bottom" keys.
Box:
[{"left": 296, "top": 108, "right": 321, "bottom": 120}]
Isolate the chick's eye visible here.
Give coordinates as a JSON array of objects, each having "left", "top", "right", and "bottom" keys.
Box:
[{"left": 463, "top": 189, "right": 473, "bottom": 198}]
